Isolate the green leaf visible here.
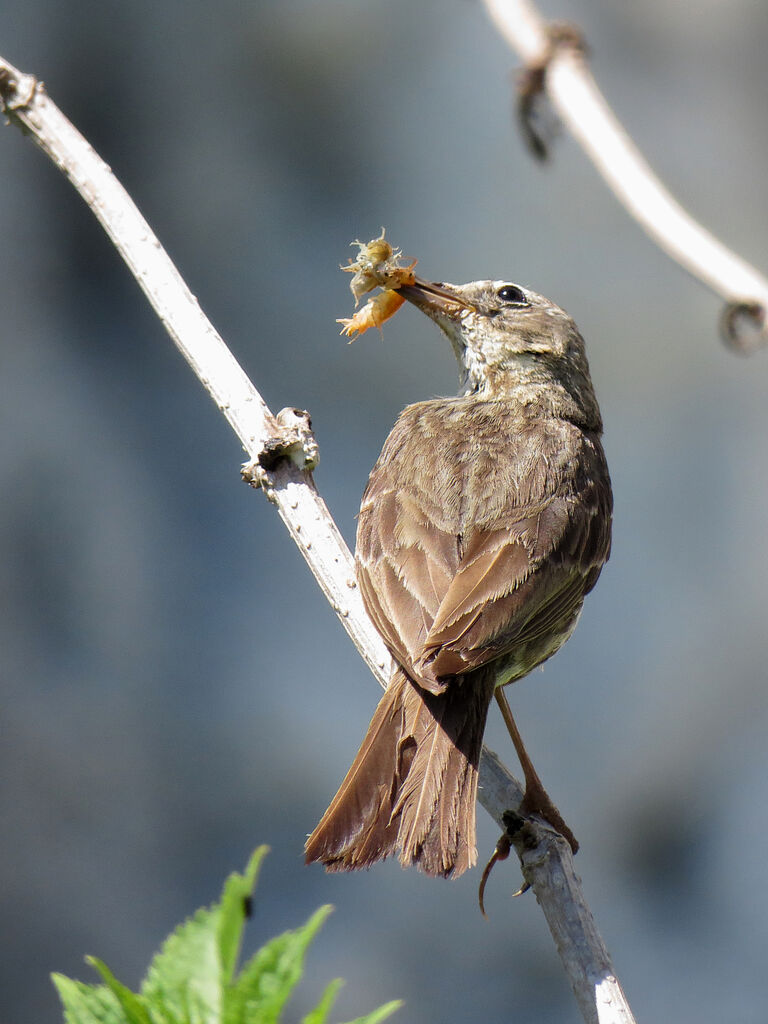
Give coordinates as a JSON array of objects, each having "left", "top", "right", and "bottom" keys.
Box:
[
  {"left": 51, "top": 974, "right": 124, "bottom": 1024},
  {"left": 301, "top": 977, "right": 343, "bottom": 1024},
  {"left": 339, "top": 1000, "right": 403, "bottom": 1024},
  {"left": 139, "top": 900, "right": 220, "bottom": 1023},
  {"left": 53, "top": 848, "right": 400, "bottom": 1024},
  {"left": 140, "top": 847, "right": 268, "bottom": 1023},
  {"left": 217, "top": 846, "right": 268, "bottom": 985},
  {"left": 223, "top": 905, "right": 332, "bottom": 1024},
  {"left": 86, "top": 958, "right": 151, "bottom": 1024}
]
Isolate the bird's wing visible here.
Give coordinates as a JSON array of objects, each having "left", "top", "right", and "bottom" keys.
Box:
[
  {"left": 357, "top": 437, "right": 611, "bottom": 692},
  {"left": 357, "top": 479, "right": 461, "bottom": 691},
  {"left": 417, "top": 479, "right": 610, "bottom": 683}
]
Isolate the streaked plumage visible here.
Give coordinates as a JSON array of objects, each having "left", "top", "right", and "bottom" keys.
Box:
[{"left": 306, "top": 278, "right": 612, "bottom": 877}]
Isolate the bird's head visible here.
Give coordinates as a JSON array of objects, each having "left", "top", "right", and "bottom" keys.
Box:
[{"left": 399, "top": 277, "right": 601, "bottom": 428}]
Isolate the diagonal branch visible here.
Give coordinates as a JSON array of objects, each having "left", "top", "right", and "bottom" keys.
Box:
[
  {"left": 0, "top": 55, "right": 635, "bottom": 1023},
  {"left": 482, "top": 0, "right": 768, "bottom": 352}
]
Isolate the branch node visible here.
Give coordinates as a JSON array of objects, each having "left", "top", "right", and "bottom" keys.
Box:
[
  {"left": 241, "top": 406, "right": 319, "bottom": 493},
  {"left": 0, "top": 61, "right": 40, "bottom": 115},
  {"left": 720, "top": 300, "right": 768, "bottom": 355},
  {"left": 517, "top": 23, "right": 588, "bottom": 161}
]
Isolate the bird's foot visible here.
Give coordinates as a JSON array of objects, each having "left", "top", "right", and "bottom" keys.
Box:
[
  {"left": 478, "top": 812, "right": 531, "bottom": 917},
  {"left": 520, "top": 781, "right": 579, "bottom": 854}
]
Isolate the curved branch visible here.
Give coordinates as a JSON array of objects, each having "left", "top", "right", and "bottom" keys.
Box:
[
  {"left": 0, "top": 55, "right": 634, "bottom": 1024},
  {"left": 482, "top": 0, "right": 768, "bottom": 351}
]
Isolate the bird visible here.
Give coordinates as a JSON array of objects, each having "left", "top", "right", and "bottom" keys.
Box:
[{"left": 305, "top": 276, "right": 612, "bottom": 878}]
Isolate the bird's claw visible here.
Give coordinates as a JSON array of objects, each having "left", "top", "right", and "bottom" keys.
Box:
[
  {"left": 520, "top": 786, "right": 579, "bottom": 855},
  {"left": 478, "top": 811, "right": 530, "bottom": 917}
]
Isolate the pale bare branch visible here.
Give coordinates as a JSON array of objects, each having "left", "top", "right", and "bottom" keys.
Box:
[{"left": 482, "top": 0, "right": 768, "bottom": 351}]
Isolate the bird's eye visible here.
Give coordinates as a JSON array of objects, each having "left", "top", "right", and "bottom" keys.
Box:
[{"left": 496, "top": 284, "right": 527, "bottom": 305}]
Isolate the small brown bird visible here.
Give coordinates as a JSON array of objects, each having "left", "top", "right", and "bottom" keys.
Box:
[{"left": 305, "top": 277, "right": 612, "bottom": 878}]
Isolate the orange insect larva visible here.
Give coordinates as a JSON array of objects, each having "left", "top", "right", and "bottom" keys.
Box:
[{"left": 337, "top": 290, "right": 406, "bottom": 340}]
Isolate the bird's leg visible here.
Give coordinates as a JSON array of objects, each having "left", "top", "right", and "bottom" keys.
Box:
[{"left": 494, "top": 688, "right": 579, "bottom": 854}]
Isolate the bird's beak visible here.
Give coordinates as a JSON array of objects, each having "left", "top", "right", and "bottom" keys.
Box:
[{"left": 398, "top": 276, "right": 475, "bottom": 321}]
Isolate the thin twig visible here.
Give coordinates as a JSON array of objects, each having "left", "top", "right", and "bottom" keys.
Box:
[
  {"left": 482, "top": 0, "right": 768, "bottom": 351},
  {"left": 0, "top": 55, "right": 634, "bottom": 1024}
]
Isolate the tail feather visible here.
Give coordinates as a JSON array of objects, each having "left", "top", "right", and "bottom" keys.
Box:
[
  {"left": 305, "top": 668, "right": 495, "bottom": 878},
  {"left": 397, "top": 668, "right": 495, "bottom": 876},
  {"left": 304, "top": 670, "right": 407, "bottom": 871}
]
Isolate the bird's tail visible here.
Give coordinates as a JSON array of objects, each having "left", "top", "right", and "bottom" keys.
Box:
[{"left": 305, "top": 667, "right": 496, "bottom": 878}]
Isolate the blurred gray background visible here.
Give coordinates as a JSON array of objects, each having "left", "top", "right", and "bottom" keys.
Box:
[{"left": 1, "top": 1, "right": 767, "bottom": 1021}]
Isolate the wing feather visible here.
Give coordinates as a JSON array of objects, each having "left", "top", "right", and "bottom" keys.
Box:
[{"left": 356, "top": 401, "right": 612, "bottom": 693}]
